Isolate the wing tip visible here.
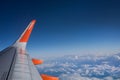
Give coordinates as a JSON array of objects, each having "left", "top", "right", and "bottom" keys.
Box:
[
  {"left": 32, "top": 19, "right": 36, "bottom": 22},
  {"left": 19, "top": 19, "right": 36, "bottom": 42},
  {"left": 13, "top": 19, "right": 36, "bottom": 50},
  {"left": 30, "top": 19, "right": 36, "bottom": 25}
]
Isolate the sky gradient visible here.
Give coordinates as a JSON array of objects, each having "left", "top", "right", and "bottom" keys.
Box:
[{"left": 0, "top": 0, "right": 120, "bottom": 58}]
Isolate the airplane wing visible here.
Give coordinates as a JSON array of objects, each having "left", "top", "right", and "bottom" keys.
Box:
[{"left": 0, "top": 20, "right": 59, "bottom": 80}]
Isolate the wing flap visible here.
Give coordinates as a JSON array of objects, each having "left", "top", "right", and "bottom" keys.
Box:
[
  {"left": 32, "top": 58, "right": 43, "bottom": 65},
  {"left": 41, "top": 74, "right": 59, "bottom": 80}
]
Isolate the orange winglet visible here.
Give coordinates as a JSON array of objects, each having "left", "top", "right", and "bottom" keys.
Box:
[
  {"left": 19, "top": 20, "right": 36, "bottom": 42},
  {"left": 41, "top": 74, "right": 59, "bottom": 80},
  {"left": 32, "top": 58, "right": 43, "bottom": 65}
]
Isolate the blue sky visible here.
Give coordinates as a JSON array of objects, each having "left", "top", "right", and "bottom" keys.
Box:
[{"left": 0, "top": 0, "right": 120, "bottom": 58}]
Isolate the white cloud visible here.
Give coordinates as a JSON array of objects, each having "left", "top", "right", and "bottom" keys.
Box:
[
  {"left": 104, "top": 77, "right": 113, "bottom": 80},
  {"left": 59, "top": 73, "right": 101, "bottom": 80},
  {"left": 59, "top": 73, "right": 114, "bottom": 80}
]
